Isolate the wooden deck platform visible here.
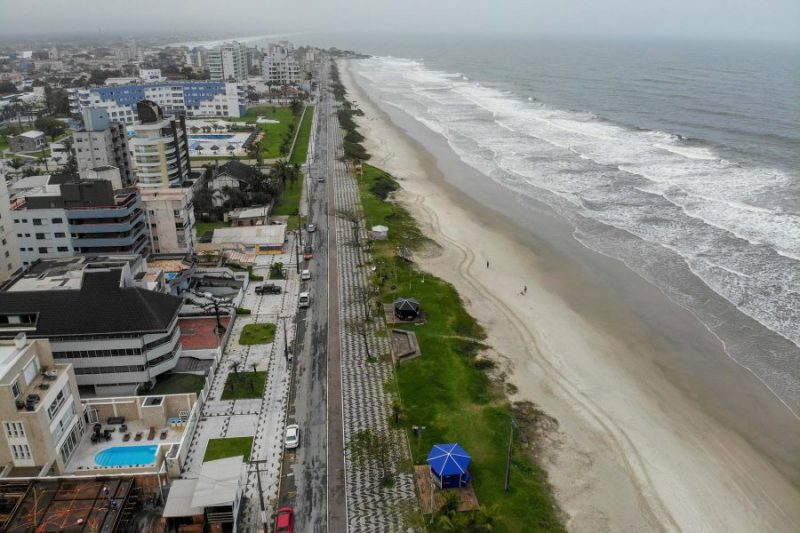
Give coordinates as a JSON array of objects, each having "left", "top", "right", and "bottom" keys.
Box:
[
  {"left": 390, "top": 329, "right": 421, "bottom": 363},
  {"left": 414, "top": 465, "right": 479, "bottom": 515}
]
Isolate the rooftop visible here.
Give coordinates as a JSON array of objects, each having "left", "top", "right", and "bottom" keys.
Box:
[
  {"left": 5, "top": 255, "right": 141, "bottom": 292},
  {"left": 17, "top": 129, "right": 44, "bottom": 138},
  {"left": 229, "top": 205, "right": 270, "bottom": 220},
  {"left": 0, "top": 269, "right": 182, "bottom": 338},
  {"left": 210, "top": 225, "right": 286, "bottom": 246}
]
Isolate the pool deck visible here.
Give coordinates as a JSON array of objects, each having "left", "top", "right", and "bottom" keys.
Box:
[{"left": 64, "top": 419, "right": 185, "bottom": 474}]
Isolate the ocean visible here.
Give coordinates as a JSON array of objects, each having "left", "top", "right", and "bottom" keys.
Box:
[{"left": 305, "top": 34, "right": 800, "bottom": 417}]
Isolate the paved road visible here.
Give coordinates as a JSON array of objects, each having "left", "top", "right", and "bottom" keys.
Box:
[{"left": 278, "top": 58, "right": 346, "bottom": 533}]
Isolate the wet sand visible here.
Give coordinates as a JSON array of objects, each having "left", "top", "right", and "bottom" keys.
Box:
[{"left": 340, "top": 59, "right": 800, "bottom": 532}]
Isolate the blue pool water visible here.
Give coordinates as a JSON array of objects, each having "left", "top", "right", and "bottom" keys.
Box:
[
  {"left": 189, "top": 134, "right": 234, "bottom": 140},
  {"left": 95, "top": 445, "right": 158, "bottom": 467}
]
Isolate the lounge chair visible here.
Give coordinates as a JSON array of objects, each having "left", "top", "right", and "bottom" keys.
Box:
[
  {"left": 147, "top": 427, "right": 156, "bottom": 440},
  {"left": 134, "top": 432, "right": 143, "bottom": 442},
  {"left": 160, "top": 430, "right": 168, "bottom": 440},
  {"left": 123, "top": 433, "right": 131, "bottom": 442}
]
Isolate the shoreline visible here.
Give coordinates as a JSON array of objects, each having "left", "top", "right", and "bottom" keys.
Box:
[{"left": 339, "top": 59, "right": 800, "bottom": 532}]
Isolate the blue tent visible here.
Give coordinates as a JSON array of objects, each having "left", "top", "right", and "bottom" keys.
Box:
[{"left": 427, "top": 443, "right": 472, "bottom": 489}]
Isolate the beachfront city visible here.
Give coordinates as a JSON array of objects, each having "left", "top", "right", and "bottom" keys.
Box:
[{"left": 0, "top": 2, "right": 797, "bottom": 533}]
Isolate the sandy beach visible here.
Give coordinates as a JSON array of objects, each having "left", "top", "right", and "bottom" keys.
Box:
[{"left": 339, "top": 59, "right": 800, "bottom": 532}]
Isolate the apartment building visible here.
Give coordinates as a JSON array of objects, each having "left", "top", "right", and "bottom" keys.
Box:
[
  {"left": 129, "top": 100, "right": 191, "bottom": 188},
  {"left": 10, "top": 177, "right": 149, "bottom": 267},
  {"left": 73, "top": 107, "right": 135, "bottom": 186},
  {"left": 208, "top": 42, "right": 248, "bottom": 82},
  {"left": 0, "top": 336, "right": 84, "bottom": 475},
  {"left": 261, "top": 50, "right": 303, "bottom": 86},
  {"left": 69, "top": 81, "right": 246, "bottom": 122},
  {"left": 0, "top": 258, "right": 183, "bottom": 396},
  {"left": 141, "top": 187, "right": 196, "bottom": 254},
  {"left": 0, "top": 177, "right": 21, "bottom": 283}
]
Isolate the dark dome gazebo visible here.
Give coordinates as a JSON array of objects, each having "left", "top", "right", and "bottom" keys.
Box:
[{"left": 393, "top": 297, "right": 420, "bottom": 321}]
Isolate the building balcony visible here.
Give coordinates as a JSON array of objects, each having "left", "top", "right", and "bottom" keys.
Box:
[{"left": 71, "top": 232, "right": 145, "bottom": 248}]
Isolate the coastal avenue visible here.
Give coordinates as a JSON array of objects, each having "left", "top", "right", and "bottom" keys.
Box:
[{"left": 277, "top": 58, "right": 347, "bottom": 533}]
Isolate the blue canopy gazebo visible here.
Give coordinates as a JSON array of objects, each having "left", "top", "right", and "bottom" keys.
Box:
[{"left": 427, "top": 443, "right": 472, "bottom": 489}]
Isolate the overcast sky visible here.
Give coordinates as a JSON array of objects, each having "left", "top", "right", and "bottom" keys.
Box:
[{"left": 0, "top": 0, "right": 798, "bottom": 43}]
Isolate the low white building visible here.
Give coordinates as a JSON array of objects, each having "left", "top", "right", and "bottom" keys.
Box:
[{"left": 0, "top": 257, "right": 184, "bottom": 396}]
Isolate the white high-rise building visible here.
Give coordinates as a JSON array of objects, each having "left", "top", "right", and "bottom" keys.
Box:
[
  {"left": 0, "top": 174, "right": 21, "bottom": 282},
  {"left": 140, "top": 187, "right": 196, "bottom": 254},
  {"left": 263, "top": 42, "right": 301, "bottom": 86},
  {"left": 208, "top": 42, "right": 248, "bottom": 82},
  {"left": 73, "top": 108, "right": 135, "bottom": 185},
  {"left": 129, "top": 101, "right": 191, "bottom": 188}
]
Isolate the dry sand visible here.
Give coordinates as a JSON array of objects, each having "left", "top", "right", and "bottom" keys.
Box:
[{"left": 340, "top": 59, "right": 800, "bottom": 532}]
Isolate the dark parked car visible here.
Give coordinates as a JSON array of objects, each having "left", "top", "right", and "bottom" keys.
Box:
[{"left": 255, "top": 283, "right": 281, "bottom": 295}]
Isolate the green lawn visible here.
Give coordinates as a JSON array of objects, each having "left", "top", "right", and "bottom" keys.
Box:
[
  {"left": 358, "top": 164, "right": 565, "bottom": 533},
  {"left": 195, "top": 221, "right": 227, "bottom": 239},
  {"left": 289, "top": 105, "right": 314, "bottom": 165},
  {"left": 221, "top": 371, "right": 267, "bottom": 400},
  {"left": 144, "top": 373, "right": 206, "bottom": 396},
  {"left": 271, "top": 176, "right": 305, "bottom": 216},
  {"left": 232, "top": 106, "right": 299, "bottom": 159},
  {"left": 239, "top": 323, "right": 276, "bottom": 345},
  {"left": 203, "top": 436, "right": 253, "bottom": 462}
]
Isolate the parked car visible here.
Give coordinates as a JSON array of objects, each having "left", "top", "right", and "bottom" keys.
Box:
[
  {"left": 285, "top": 424, "right": 300, "bottom": 449},
  {"left": 301, "top": 269, "right": 311, "bottom": 281},
  {"left": 317, "top": 176, "right": 325, "bottom": 183},
  {"left": 275, "top": 506, "right": 294, "bottom": 533},
  {"left": 298, "top": 292, "right": 311, "bottom": 308},
  {"left": 303, "top": 245, "right": 313, "bottom": 260},
  {"left": 307, "top": 223, "right": 316, "bottom": 233},
  {"left": 255, "top": 283, "right": 281, "bottom": 295}
]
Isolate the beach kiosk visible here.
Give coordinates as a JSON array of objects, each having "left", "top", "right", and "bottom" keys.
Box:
[
  {"left": 371, "top": 225, "right": 389, "bottom": 240},
  {"left": 427, "top": 443, "right": 472, "bottom": 489}
]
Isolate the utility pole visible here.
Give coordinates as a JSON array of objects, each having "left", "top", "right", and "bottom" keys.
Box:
[
  {"left": 294, "top": 230, "right": 300, "bottom": 274},
  {"left": 283, "top": 318, "right": 289, "bottom": 360},
  {"left": 504, "top": 417, "right": 517, "bottom": 492},
  {"left": 251, "top": 460, "right": 268, "bottom": 532}
]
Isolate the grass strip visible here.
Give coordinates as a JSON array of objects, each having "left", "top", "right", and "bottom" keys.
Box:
[
  {"left": 358, "top": 163, "right": 565, "bottom": 533},
  {"left": 204, "top": 436, "right": 253, "bottom": 462}
]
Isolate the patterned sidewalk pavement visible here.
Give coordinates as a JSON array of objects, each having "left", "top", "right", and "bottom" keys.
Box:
[{"left": 330, "top": 105, "right": 420, "bottom": 531}]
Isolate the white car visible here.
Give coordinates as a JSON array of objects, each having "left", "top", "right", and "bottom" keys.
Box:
[
  {"left": 307, "top": 223, "right": 316, "bottom": 233},
  {"left": 298, "top": 292, "right": 310, "bottom": 308},
  {"left": 301, "top": 269, "right": 311, "bottom": 281},
  {"left": 285, "top": 424, "right": 300, "bottom": 449}
]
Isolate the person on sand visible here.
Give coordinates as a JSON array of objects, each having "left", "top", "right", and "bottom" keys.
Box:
[
  {"left": 524, "top": 285, "right": 527, "bottom": 294},
  {"left": 486, "top": 260, "right": 490, "bottom": 268}
]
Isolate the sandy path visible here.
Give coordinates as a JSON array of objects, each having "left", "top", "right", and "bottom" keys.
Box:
[{"left": 339, "top": 60, "right": 800, "bottom": 532}]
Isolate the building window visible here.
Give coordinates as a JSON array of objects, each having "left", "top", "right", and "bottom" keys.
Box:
[
  {"left": 11, "top": 444, "right": 31, "bottom": 460},
  {"left": 11, "top": 380, "right": 20, "bottom": 399},
  {"left": 32, "top": 219, "right": 42, "bottom": 226},
  {"left": 4, "top": 422, "right": 24, "bottom": 439},
  {"left": 47, "top": 386, "right": 71, "bottom": 421},
  {"left": 52, "top": 218, "right": 63, "bottom": 223},
  {"left": 35, "top": 233, "right": 45, "bottom": 240},
  {"left": 54, "top": 232, "right": 66, "bottom": 238},
  {"left": 38, "top": 247, "right": 48, "bottom": 253},
  {"left": 57, "top": 246, "right": 68, "bottom": 252}
]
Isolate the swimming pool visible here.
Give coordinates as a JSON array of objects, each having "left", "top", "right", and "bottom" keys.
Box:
[
  {"left": 189, "top": 134, "right": 234, "bottom": 140},
  {"left": 95, "top": 445, "right": 158, "bottom": 468}
]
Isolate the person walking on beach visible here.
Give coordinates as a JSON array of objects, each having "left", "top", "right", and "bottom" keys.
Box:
[
  {"left": 486, "top": 260, "right": 490, "bottom": 268},
  {"left": 524, "top": 285, "right": 527, "bottom": 294}
]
